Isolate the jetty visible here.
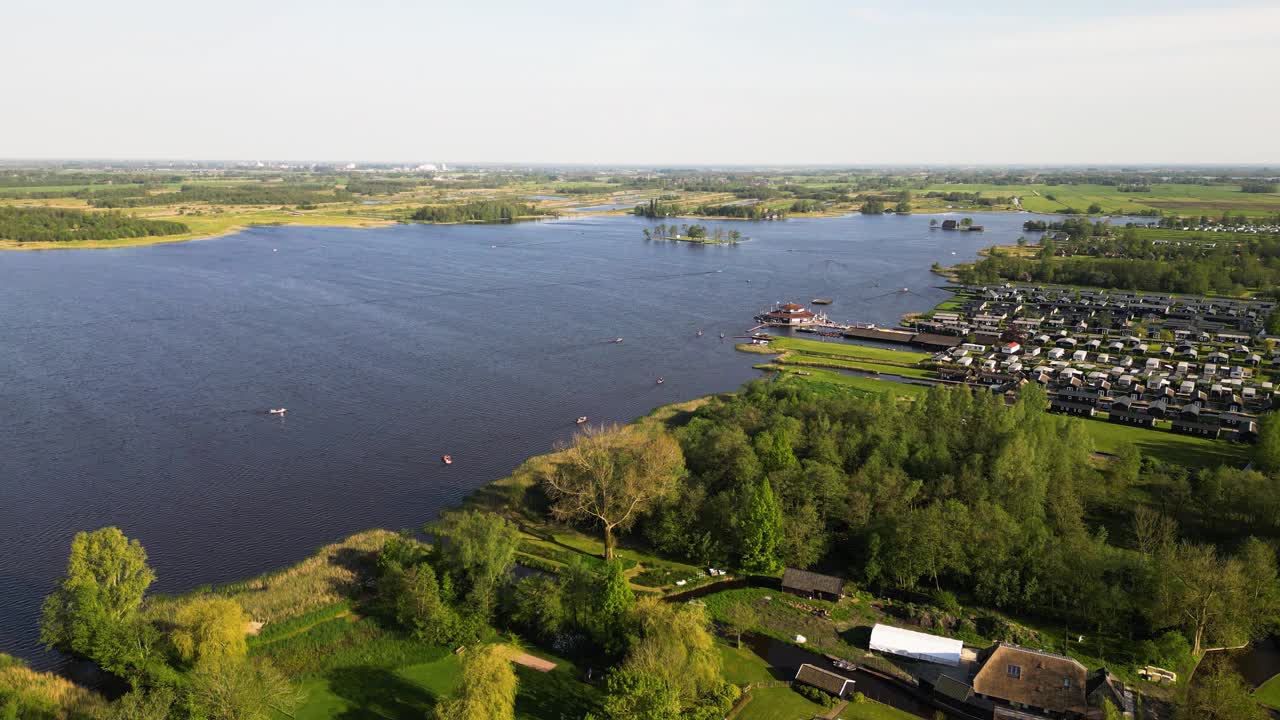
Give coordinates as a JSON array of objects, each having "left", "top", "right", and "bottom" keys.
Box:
[{"left": 751, "top": 301, "right": 961, "bottom": 352}]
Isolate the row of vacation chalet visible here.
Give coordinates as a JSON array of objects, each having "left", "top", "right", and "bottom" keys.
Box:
[
  {"left": 914, "top": 285, "right": 1277, "bottom": 439},
  {"left": 919, "top": 285, "right": 1274, "bottom": 338},
  {"left": 781, "top": 569, "right": 1136, "bottom": 720}
]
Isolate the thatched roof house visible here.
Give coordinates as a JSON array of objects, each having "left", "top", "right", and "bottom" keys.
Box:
[{"left": 971, "top": 643, "right": 1088, "bottom": 718}]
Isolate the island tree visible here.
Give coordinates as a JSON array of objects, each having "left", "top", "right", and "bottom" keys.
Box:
[
  {"left": 40, "top": 527, "right": 156, "bottom": 675},
  {"left": 543, "top": 426, "right": 683, "bottom": 559}
]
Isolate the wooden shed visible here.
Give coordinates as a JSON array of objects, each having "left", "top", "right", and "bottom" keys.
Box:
[
  {"left": 781, "top": 568, "right": 844, "bottom": 601},
  {"left": 795, "top": 663, "right": 855, "bottom": 698}
]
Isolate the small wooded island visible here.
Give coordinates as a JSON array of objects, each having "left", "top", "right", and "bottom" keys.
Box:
[{"left": 642, "top": 222, "right": 744, "bottom": 244}]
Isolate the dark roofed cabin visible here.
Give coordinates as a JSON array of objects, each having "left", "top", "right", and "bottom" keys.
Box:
[
  {"left": 781, "top": 568, "right": 844, "bottom": 601},
  {"left": 795, "top": 663, "right": 855, "bottom": 698}
]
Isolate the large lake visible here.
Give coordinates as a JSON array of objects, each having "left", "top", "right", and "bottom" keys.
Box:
[{"left": 0, "top": 211, "right": 1088, "bottom": 668}]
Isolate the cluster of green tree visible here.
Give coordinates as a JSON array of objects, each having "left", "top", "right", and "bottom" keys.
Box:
[
  {"left": 410, "top": 201, "right": 547, "bottom": 223},
  {"left": 1241, "top": 182, "right": 1278, "bottom": 194},
  {"left": 923, "top": 191, "right": 1012, "bottom": 206},
  {"left": 633, "top": 199, "right": 684, "bottom": 218},
  {"left": 89, "top": 184, "right": 352, "bottom": 208},
  {"left": 628, "top": 382, "right": 1280, "bottom": 660},
  {"left": 860, "top": 199, "right": 885, "bottom": 214},
  {"left": 1021, "top": 218, "right": 1112, "bottom": 239},
  {"left": 961, "top": 229, "right": 1280, "bottom": 294},
  {"left": 789, "top": 199, "right": 821, "bottom": 213},
  {"left": 373, "top": 504, "right": 736, "bottom": 720},
  {"left": 344, "top": 177, "right": 422, "bottom": 195},
  {"left": 690, "top": 203, "right": 781, "bottom": 219},
  {"left": 1117, "top": 184, "right": 1153, "bottom": 193},
  {"left": 37, "top": 527, "right": 300, "bottom": 719},
  {"left": 374, "top": 511, "right": 522, "bottom": 646},
  {"left": 554, "top": 186, "right": 602, "bottom": 195},
  {"left": 0, "top": 207, "right": 189, "bottom": 242}
]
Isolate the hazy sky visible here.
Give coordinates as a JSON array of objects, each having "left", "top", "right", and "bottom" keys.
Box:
[{"left": 5, "top": 0, "right": 1278, "bottom": 164}]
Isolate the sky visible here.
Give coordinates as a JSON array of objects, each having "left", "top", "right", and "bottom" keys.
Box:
[{"left": 4, "top": 0, "right": 1278, "bottom": 165}]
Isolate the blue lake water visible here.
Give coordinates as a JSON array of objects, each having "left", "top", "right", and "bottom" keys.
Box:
[{"left": 0, "top": 211, "right": 1059, "bottom": 668}]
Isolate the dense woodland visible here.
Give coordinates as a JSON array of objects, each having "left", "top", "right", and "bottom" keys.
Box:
[
  {"left": 89, "top": 184, "right": 352, "bottom": 208},
  {"left": 0, "top": 207, "right": 189, "bottom": 242},
  {"left": 641, "top": 381, "right": 1280, "bottom": 660},
  {"left": 410, "top": 201, "right": 548, "bottom": 223}
]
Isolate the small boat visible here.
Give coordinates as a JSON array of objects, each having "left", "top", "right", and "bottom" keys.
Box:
[
  {"left": 719, "top": 332, "right": 725, "bottom": 339},
  {"left": 696, "top": 329, "right": 704, "bottom": 337},
  {"left": 442, "top": 455, "right": 453, "bottom": 465},
  {"left": 613, "top": 337, "right": 623, "bottom": 344},
  {"left": 576, "top": 416, "right": 588, "bottom": 424},
  {"left": 656, "top": 377, "right": 664, "bottom": 385},
  {"left": 811, "top": 298, "right": 833, "bottom": 305},
  {"left": 269, "top": 408, "right": 287, "bottom": 415}
]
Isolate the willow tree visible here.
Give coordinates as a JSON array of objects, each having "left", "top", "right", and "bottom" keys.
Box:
[
  {"left": 40, "top": 527, "right": 155, "bottom": 670},
  {"left": 436, "top": 644, "right": 518, "bottom": 720},
  {"left": 543, "top": 425, "right": 683, "bottom": 560}
]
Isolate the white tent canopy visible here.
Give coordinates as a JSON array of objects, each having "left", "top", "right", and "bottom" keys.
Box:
[{"left": 869, "top": 623, "right": 963, "bottom": 667}]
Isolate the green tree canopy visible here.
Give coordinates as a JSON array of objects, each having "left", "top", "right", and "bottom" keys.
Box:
[
  {"left": 737, "top": 477, "right": 783, "bottom": 573},
  {"left": 185, "top": 655, "right": 300, "bottom": 720},
  {"left": 433, "top": 510, "right": 520, "bottom": 612},
  {"left": 40, "top": 528, "right": 156, "bottom": 672},
  {"left": 170, "top": 597, "right": 249, "bottom": 664},
  {"left": 544, "top": 426, "right": 683, "bottom": 559},
  {"left": 435, "top": 645, "right": 518, "bottom": 720}
]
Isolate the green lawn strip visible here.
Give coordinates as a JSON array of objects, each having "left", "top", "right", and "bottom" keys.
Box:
[
  {"left": 1253, "top": 672, "right": 1280, "bottom": 709},
  {"left": 249, "top": 602, "right": 354, "bottom": 649},
  {"left": 777, "top": 353, "right": 934, "bottom": 380},
  {"left": 734, "top": 686, "right": 828, "bottom": 720},
  {"left": 761, "top": 365, "right": 930, "bottom": 399},
  {"left": 1074, "top": 415, "right": 1250, "bottom": 468},
  {"left": 750, "top": 337, "right": 929, "bottom": 364}
]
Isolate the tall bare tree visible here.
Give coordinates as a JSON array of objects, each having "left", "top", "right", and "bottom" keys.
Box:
[{"left": 543, "top": 425, "right": 683, "bottom": 560}]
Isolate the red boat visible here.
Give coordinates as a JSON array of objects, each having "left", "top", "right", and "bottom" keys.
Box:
[{"left": 442, "top": 455, "right": 453, "bottom": 465}]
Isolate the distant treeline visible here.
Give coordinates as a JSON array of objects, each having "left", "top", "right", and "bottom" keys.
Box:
[
  {"left": 90, "top": 184, "right": 352, "bottom": 208},
  {"left": 409, "top": 201, "right": 548, "bottom": 223},
  {"left": 1022, "top": 218, "right": 1112, "bottom": 240},
  {"left": 0, "top": 172, "right": 182, "bottom": 188},
  {"left": 924, "top": 191, "right": 1012, "bottom": 206},
  {"left": 634, "top": 199, "right": 684, "bottom": 218},
  {"left": 692, "top": 203, "right": 783, "bottom": 219},
  {"left": 1243, "top": 182, "right": 1278, "bottom": 194},
  {"left": 0, "top": 207, "right": 189, "bottom": 242},
  {"left": 345, "top": 177, "right": 422, "bottom": 195}
]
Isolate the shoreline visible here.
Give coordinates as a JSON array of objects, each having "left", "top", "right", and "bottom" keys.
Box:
[{"left": 0, "top": 206, "right": 1041, "bottom": 251}]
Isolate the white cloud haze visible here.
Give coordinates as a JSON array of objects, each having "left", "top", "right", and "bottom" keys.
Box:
[{"left": 3, "top": 0, "right": 1277, "bottom": 164}]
